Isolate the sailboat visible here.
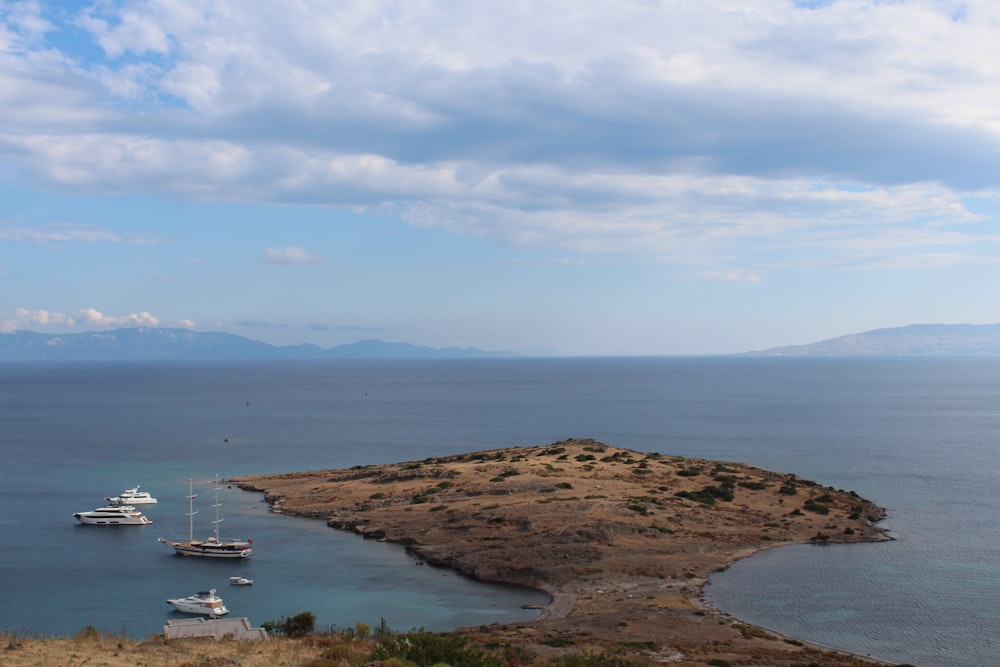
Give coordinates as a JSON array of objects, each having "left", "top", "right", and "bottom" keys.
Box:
[{"left": 158, "top": 475, "right": 252, "bottom": 559}]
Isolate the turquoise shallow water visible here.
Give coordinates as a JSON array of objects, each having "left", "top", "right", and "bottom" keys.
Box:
[{"left": 2, "top": 357, "right": 998, "bottom": 665}]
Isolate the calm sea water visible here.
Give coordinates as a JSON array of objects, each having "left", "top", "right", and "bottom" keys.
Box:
[{"left": 1, "top": 357, "right": 998, "bottom": 666}]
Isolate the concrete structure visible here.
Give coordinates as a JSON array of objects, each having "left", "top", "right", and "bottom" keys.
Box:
[{"left": 164, "top": 616, "right": 268, "bottom": 640}]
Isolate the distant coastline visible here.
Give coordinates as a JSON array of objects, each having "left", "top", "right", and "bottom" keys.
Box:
[
  {"left": 747, "top": 322, "right": 1000, "bottom": 356},
  {"left": 0, "top": 327, "right": 514, "bottom": 361},
  {"left": 3, "top": 322, "right": 1000, "bottom": 360}
]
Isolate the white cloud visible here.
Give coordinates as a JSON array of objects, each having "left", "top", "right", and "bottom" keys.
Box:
[
  {"left": 264, "top": 246, "right": 324, "bottom": 264},
  {"left": 0, "top": 220, "right": 165, "bottom": 244},
  {"left": 690, "top": 269, "right": 763, "bottom": 284},
  {"left": 0, "top": 308, "right": 161, "bottom": 333},
  {"left": 1, "top": 0, "right": 999, "bottom": 272}
]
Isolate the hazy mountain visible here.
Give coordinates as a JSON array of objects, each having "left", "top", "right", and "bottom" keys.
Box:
[
  {"left": 751, "top": 323, "right": 1000, "bottom": 356},
  {"left": 0, "top": 328, "right": 512, "bottom": 361}
]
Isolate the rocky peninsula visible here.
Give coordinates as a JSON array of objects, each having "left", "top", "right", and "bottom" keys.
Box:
[{"left": 233, "top": 439, "right": 895, "bottom": 666}]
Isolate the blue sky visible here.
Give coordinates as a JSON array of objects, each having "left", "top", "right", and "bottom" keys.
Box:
[{"left": 2, "top": 1, "right": 999, "bottom": 355}]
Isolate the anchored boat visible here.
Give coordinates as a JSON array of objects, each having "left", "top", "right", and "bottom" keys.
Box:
[
  {"left": 158, "top": 475, "right": 252, "bottom": 558},
  {"left": 106, "top": 484, "right": 157, "bottom": 505},
  {"left": 166, "top": 589, "right": 229, "bottom": 617},
  {"left": 74, "top": 504, "right": 152, "bottom": 525}
]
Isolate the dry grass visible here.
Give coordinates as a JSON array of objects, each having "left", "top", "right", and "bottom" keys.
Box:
[{"left": 0, "top": 627, "right": 328, "bottom": 666}]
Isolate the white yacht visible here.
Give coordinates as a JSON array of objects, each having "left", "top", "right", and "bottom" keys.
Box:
[
  {"left": 158, "top": 476, "right": 252, "bottom": 558},
  {"left": 74, "top": 504, "right": 153, "bottom": 525},
  {"left": 106, "top": 485, "right": 157, "bottom": 505},
  {"left": 166, "top": 589, "right": 229, "bottom": 617}
]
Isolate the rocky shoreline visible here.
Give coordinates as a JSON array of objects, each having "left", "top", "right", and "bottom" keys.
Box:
[{"left": 235, "top": 439, "right": 898, "bottom": 666}]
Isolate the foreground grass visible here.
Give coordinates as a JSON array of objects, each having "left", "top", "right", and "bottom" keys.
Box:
[{"left": 0, "top": 625, "right": 647, "bottom": 667}]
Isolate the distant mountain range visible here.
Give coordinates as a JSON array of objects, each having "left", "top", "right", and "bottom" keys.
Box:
[
  {"left": 2, "top": 323, "right": 999, "bottom": 360},
  {"left": 0, "top": 328, "right": 513, "bottom": 361},
  {"left": 751, "top": 323, "right": 1000, "bottom": 356}
]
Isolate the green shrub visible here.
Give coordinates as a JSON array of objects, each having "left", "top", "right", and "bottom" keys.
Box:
[
  {"left": 676, "top": 484, "right": 733, "bottom": 505},
  {"left": 490, "top": 468, "right": 521, "bottom": 482},
  {"left": 803, "top": 499, "right": 830, "bottom": 515},
  {"left": 675, "top": 490, "right": 715, "bottom": 505},
  {"left": 263, "top": 610, "right": 316, "bottom": 638},
  {"left": 373, "top": 629, "right": 500, "bottom": 667},
  {"left": 539, "top": 637, "right": 576, "bottom": 647}
]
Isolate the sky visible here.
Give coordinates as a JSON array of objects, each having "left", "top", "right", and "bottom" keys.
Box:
[{"left": 1, "top": 1, "right": 999, "bottom": 355}]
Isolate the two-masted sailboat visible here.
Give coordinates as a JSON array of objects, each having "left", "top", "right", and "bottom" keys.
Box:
[{"left": 158, "top": 475, "right": 252, "bottom": 558}]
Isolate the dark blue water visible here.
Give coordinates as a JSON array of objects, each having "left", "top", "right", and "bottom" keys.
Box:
[{"left": 1, "top": 358, "right": 998, "bottom": 666}]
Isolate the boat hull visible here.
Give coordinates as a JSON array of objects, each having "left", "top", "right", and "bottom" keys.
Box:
[
  {"left": 75, "top": 515, "right": 152, "bottom": 525},
  {"left": 74, "top": 506, "right": 153, "bottom": 525}
]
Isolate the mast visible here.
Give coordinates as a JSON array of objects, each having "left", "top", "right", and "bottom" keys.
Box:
[
  {"left": 186, "top": 478, "right": 197, "bottom": 543},
  {"left": 212, "top": 473, "right": 223, "bottom": 541}
]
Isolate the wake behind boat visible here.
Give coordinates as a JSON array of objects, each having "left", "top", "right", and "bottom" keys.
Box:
[
  {"left": 158, "top": 475, "right": 252, "bottom": 559},
  {"left": 74, "top": 504, "right": 152, "bottom": 525},
  {"left": 106, "top": 484, "right": 157, "bottom": 505},
  {"left": 166, "top": 588, "right": 229, "bottom": 617}
]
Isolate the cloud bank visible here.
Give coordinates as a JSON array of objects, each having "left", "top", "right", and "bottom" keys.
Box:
[
  {"left": 0, "top": 308, "right": 161, "bottom": 333},
  {"left": 1, "top": 0, "right": 999, "bottom": 273}
]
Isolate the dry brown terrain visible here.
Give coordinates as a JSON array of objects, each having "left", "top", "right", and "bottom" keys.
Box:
[
  {"left": 233, "top": 439, "right": 895, "bottom": 666},
  {"left": 4, "top": 439, "right": 901, "bottom": 667}
]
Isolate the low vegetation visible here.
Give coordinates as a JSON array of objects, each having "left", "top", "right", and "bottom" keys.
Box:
[{"left": 0, "top": 622, "right": 654, "bottom": 667}]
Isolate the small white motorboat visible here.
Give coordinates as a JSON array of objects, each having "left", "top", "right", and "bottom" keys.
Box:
[
  {"left": 166, "top": 589, "right": 229, "bottom": 617},
  {"left": 74, "top": 504, "right": 153, "bottom": 525},
  {"left": 229, "top": 576, "right": 253, "bottom": 585},
  {"left": 106, "top": 485, "right": 157, "bottom": 505}
]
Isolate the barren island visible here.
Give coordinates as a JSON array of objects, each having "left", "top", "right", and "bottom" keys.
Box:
[{"left": 233, "top": 439, "right": 894, "bottom": 666}]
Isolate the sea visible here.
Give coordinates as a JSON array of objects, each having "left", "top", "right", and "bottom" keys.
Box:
[{"left": 1, "top": 357, "right": 998, "bottom": 666}]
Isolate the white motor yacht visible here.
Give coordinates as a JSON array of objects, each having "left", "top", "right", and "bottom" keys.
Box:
[
  {"left": 166, "top": 589, "right": 229, "bottom": 617},
  {"left": 106, "top": 485, "right": 157, "bottom": 505},
  {"left": 74, "top": 504, "right": 153, "bottom": 525}
]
